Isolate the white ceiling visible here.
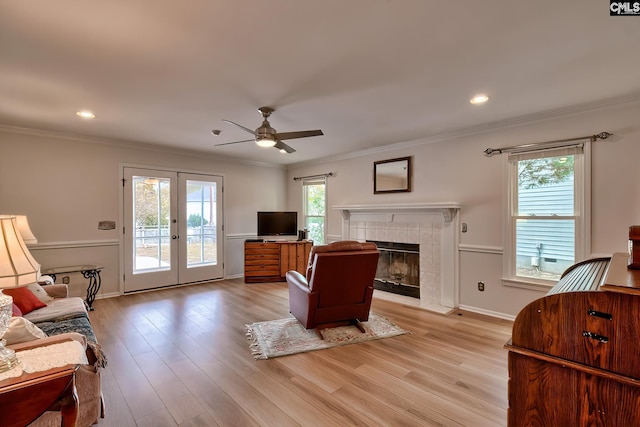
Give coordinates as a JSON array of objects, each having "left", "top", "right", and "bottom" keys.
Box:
[{"left": 1, "top": 1, "right": 639, "bottom": 165}]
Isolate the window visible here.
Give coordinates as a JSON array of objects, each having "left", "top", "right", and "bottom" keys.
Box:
[
  {"left": 185, "top": 179, "right": 217, "bottom": 267},
  {"left": 504, "top": 143, "right": 590, "bottom": 286},
  {"left": 303, "top": 177, "right": 326, "bottom": 244}
]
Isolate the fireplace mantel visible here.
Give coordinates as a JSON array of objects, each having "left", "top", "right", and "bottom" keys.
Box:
[{"left": 333, "top": 202, "right": 460, "bottom": 222}]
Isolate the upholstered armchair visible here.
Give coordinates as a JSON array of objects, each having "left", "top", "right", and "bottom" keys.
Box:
[{"left": 285, "top": 241, "right": 379, "bottom": 338}]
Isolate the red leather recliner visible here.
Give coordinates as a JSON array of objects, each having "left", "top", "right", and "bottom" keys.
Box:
[{"left": 286, "top": 241, "right": 379, "bottom": 337}]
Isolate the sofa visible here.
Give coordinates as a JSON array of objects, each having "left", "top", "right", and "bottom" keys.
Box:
[{"left": 4, "top": 282, "right": 106, "bottom": 427}]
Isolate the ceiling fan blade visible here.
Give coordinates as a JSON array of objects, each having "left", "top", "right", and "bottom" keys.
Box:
[
  {"left": 214, "top": 139, "right": 255, "bottom": 147},
  {"left": 222, "top": 119, "right": 256, "bottom": 136},
  {"left": 275, "top": 140, "right": 296, "bottom": 153},
  {"left": 274, "top": 130, "right": 323, "bottom": 140}
]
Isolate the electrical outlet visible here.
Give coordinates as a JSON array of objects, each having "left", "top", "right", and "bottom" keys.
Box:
[
  {"left": 62, "top": 275, "right": 70, "bottom": 284},
  {"left": 477, "top": 281, "right": 485, "bottom": 291}
]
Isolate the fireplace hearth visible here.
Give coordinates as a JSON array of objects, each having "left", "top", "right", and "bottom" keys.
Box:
[{"left": 369, "top": 240, "right": 420, "bottom": 298}]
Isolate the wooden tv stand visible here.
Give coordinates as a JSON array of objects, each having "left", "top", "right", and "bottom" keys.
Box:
[{"left": 244, "top": 240, "right": 312, "bottom": 283}]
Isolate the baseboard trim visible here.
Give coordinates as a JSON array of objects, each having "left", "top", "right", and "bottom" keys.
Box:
[
  {"left": 94, "top": 292, "right": 120, "bottom": 300},
  {"left": 458, "top": 304, "right": 516, "bottom": 321}
]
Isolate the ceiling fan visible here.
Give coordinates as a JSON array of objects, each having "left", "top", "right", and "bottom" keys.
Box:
[{"left": 215, "top": 106, "right": 323, "bottom": 153}]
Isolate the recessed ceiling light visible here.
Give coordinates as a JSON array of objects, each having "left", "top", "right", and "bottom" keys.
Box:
[
  {"left": 470, "top": 94, "right": 489, "bottom": 105},
  {"left": 76, "top": 110, "right": 96, "bottom": 119}
]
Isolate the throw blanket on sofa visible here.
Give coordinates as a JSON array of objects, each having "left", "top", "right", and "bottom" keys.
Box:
[
  {"left": 36, "top": 316, "right": 108, "bottom": 369},
  {"left": 24, "top": 297, "right": 88, "bottom": 324}
]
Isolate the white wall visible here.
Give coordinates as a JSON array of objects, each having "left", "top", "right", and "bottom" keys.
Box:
[
  {"left": 3, "top": 99, "right": 639, "bottom": 316},
  {"left": 0, "top": 127, "right": 288, "bottom": 299},
  {"left": 287, "top": 99, "right": 640, "bottom": 318}
]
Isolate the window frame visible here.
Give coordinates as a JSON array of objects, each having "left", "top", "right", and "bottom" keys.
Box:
[
  {"left": 503, "top": 141, "right": 591, "bottom": 290},
  {"left": 302, "top": 176, "right": 327, "bottom": 244}
]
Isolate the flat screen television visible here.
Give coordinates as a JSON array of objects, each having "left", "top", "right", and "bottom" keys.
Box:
[{"left": 257, "top": 211, "right": 298, "bottom": 237}]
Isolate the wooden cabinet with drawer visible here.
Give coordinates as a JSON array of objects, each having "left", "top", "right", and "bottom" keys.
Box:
[
  {"left": 244, "top": 241, "right": 312, "bottom": 283},
  {"left": 244, "top": 242, "right": 280, "bottom": 282}
]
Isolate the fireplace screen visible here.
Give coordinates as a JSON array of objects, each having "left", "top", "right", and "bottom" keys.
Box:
[{"left": 369, "top": 240, "right": 420, "bottom": 298}]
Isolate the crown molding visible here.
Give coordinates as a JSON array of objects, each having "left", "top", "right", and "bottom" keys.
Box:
[
  {"left": 288, "top": 91, "right": 640, "bottom": 169},
  {"left": 2, "top": 90, "right": 639, "bottom": 172},
  {"left": 0, "top": 123, "right": 285, "bottom": 170}
]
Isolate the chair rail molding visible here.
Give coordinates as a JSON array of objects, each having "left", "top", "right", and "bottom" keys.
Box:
[{"left": 29, "top": 239, "right": 120, "bottom": 250}]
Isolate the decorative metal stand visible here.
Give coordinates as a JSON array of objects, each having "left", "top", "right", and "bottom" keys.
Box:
[
  {"left": 80, "top": 268, "right": 102, "bottom": 311},
  {"left": 42, "top": 265, "right": 103, "bottom": 311}
]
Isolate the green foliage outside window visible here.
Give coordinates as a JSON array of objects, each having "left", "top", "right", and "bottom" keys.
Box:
[
  {"left": 305, "top": 184, "right": 325, "bottom": 215},
  {"left": 304, "top": 182, "right": 326, "bottom": 244},
  {"left": 187, "top": 214, "right": 208, "bottom": 228},
  {"left": 134, "top": 179, "right": 170, "bottom": 228},
  {"left": 306, "top": 217, "right": 325, "bottom": 245},
  {"left": 518, "top": 156, "right": 574, "bottom": 189}
]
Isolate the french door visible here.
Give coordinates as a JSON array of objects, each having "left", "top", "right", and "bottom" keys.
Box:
[{"left": 123, "top": 167, "right": 223, "bottom": 292}]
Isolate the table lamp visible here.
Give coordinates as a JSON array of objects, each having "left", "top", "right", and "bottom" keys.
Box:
[
  {"left": 0, "top": 215, "right": 40, "bottom": 372},
  {"left": 15, "top": 215, "right": 37, "bottom": 245}
]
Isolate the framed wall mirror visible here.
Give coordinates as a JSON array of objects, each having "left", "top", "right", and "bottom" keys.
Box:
[{"left": 374, "top": 156, "right": 412, "bottom": 194}]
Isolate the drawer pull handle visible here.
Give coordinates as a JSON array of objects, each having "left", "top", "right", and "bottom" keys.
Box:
[
  {"left": 582, "top": 331, "right": 608, "bottom": 343},
  {"left": 588, "top": 309, "right": 613, "bottom": 320}
]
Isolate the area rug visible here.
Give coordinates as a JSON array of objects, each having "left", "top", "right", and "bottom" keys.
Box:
[{"left": 246, "top": 313, "right": 409, "bottom": 360}]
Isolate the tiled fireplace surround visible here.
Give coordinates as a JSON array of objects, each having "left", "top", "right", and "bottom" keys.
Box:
[{"left": 334, "top": 203, "right": 460, "bottom": 314}]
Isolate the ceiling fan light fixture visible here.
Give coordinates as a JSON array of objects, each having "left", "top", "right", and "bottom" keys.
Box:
[
  {"left": 255, "top": 135, "right": 276, "bottom": 147},
  {"left": 217, "top": 107, "right": 323, "bottom": 154}
]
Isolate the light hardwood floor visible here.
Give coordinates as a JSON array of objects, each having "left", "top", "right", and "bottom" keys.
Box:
[{"left": 88, "top": 279, "right": 513, "bottom": 427}]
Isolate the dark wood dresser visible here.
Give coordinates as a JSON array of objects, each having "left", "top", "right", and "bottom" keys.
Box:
[
  {"left": 506, "top": 253, "right": 640, "bottom": 426},
  {"left": 244, "top": 241, "right": 312, "bottom": 283}
]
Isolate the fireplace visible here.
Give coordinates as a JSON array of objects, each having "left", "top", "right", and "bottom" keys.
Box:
[
  {"left": 368, "top": 240, "right": 420, "bottom": 298},
  {"left": 334, "top": 203, "right": 460, "bottom": 314}
]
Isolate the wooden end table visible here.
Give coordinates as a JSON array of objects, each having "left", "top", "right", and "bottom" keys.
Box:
[{"left": 0, "top": 363, "right": 79, "bottom": 427}]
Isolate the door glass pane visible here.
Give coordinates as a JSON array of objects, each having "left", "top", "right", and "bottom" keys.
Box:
[
  {"left": 186, "top": 180, "right": 217, "bottom": 267},
  {"left": 133, "top": 176, "right": 171, "bottom": 272}
]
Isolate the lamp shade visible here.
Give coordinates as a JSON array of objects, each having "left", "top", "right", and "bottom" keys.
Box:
[
  {"left": 0, "top": 216, "right": 39, "bottom": 288},
  {"left": 14, "top": 215, "right": 37, "bottom": 245}
]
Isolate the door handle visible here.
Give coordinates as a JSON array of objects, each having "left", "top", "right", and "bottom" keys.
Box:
[{"left": 171, "top": 235, "right": 178, "bottom": 239}]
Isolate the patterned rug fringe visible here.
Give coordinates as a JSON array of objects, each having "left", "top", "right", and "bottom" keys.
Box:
[{"left": 245, "top": 325, "right": 268, "bottom": 360}]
